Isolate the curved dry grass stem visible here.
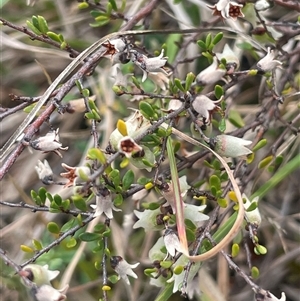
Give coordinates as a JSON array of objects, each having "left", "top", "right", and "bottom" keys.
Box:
[{"left": 162, "top": 123, "right": 245, "bottom": 261}]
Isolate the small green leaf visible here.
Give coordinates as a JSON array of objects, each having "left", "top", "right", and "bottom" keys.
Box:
[
  {"left": 251, "top": 266, "right": 260, "bottom": 279},
  {"left": 185, "top": 72, "right": 195, "bottom": 91},
  {"left": 78, "top": 2, "right": 89, "bottom": 9},
  {"left": 160, "top": 261, "right": 173, "bottom": 269},
  {"left": 252, "top": 139, "right": 267, "bottom": 152},
  {"left": 218, "top": 118, "right": 226, "bottom": 132},
  {"left": 217, "top": 198, "right": 227, "bottom": 208},
  {"left": 173, "top": 265, "right": 184, "bottom": 275},
  {"left": 131, "top": 76, "right": 141, "bottom": 89},
  {"left": 32, "top": 239, "right": 43, "bottom": 250},
  {"left": 61, "top": 218, "right": 77, "bottom": 232},
  {"left": 79, "top": 232, "right": 101, "bottom": 242},
  {"left": 82, "top": 88, "right": 90, "bottom": 98},
  {"left": 87, "top": 148, "right": 107, "bottom": 164},
  {"left": 46, "top": 31, "right": 61, "bottom": 43},
  {"left": 248, "top": 69, "right": 258, "bottom": 76},
  {"left": 197, "top": 39, "right": 206, "bottom": 50},
  {"left": 60, "top": 41, "right": 67, "bottom": 50},
  {"left": 254, "top": 244, "right": 267, "bottom": 255},
  {"left": 174, "top": 78, "right": 185, "bottom": 92},
  {"left": 214, "top": 85, "right": 224, "bottom": 99},
  {"left": 139, "top": 101, "right": 155, "bottom": 118},
  {"left": 258, "top": 155, "right": 273, "bottom": 169},
  {"left": 26, "top": 20, "right": 42, "bottom": 35},
  {"left": 109, "top": 0, "right": 118, "bottom": 10},
  {"left": 72, "top": 195, "right": 88, "bottom": 211},
  {"left": 53, "top": 194, "right": 62, "bottom": 206},
  {"left": 209, "top": 175, "right": 221, "bottom": 190},
  {"left": 31, "top": 15, "right": 40, "bottom": 31},
  {"left": 205, "top": 33, "right": 212, "bottom": 47},
  {"left": 144, "top": 268, "right": 157, "bottom": 276},
  {"left": 108, "top": 275, "right": 119, "bottom": 284},
  {"left": 231, "top": 243, "right": 240, "bottom": 257},
  {"left": 66, "top": 237, "right": 77, "bottom": 248},
  {"left": 20, "top": 245, "right": 34, "bottom": 253},
  {"left": 37, "top": 15, "right": 49, "bottom": 34},
  {"left": 47, "top": 222, "right": 60, "bottom": 234},
  {"left": 122, "top": 170, "right": 134, "bottom": 190},
  {"left": 109, "top": 169, "right": 120, "bottom": 187},
  {"left": 112, "top": 85, "right": 124, "bottom": 95},
  {"left": 103, "top": 227, "right": 111, "bottom": 237},
  {"left": 228, "top": 110, "right": 245, "bottom": 128},
  {"left": 95, "top": 15, "right": 109, "bottom": 22},
  {"left": 212, "top": 32, "right": 223, "bottom": 45},
  {"left": 114, "top": 193, "right": 123, "bottom": 207}
]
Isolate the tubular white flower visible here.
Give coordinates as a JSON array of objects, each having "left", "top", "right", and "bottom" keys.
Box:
[
  {"left": 33, "top": 284, "right": 69, "bottom": 301},
  {"left": 256, "top": 289, "right": 286, "bottom": 301},
  {"left": 35, "top": 160, "right": 53, "bottom": 184},
  {"left": 30, "top": 129, "right": 68, "bottom": 158},
  {"left": 118, "top": 136, "right": 143, "bottom": 158},
  {"left": 60, "top": 163, "right": 91, "bottom": 188},
  {"left": 90, "top": 188, "right": 121, "bottom": 219},
  {"left": 208, "top": 0, "right": 244, "bottom": 20},
  {"left": 133, "top": 207, "right": 163, "bottom": 231},
  {"left": 196, "top": 57, "right": 226, "bottom": 85},
  {"left": 20, "top": 264, "right": 60, "bottom": 286},
  {"left": 110, "top": 256, "right": 140, "bottom": 285},
  {"left": 257, "top": 47, "right": 282, "bottom": 72},
  {"left": 130, "top": 49, "right": 168, "bottom": 82},
  {"left": 216, "top": 44, "right": 240, "bottom": 73},
  {"left": 243, "top": 193, "right": 261, "bottom": 227},
  {"left": 212, "top": 135, "right": 252, "bottom": 158},
  {"left": 163, "top": 229, "right": 183, "bottom": 257},
  {"left": 192, "top": 95, "right": 222, "bottom": 124}
]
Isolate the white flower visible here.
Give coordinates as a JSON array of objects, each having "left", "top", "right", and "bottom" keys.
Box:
[
  {"left": 118, "top": 136, "right": 144, "bottom": 158},
  {"left": 212, "top": 135, "right": 252, "bottom": 158},
  {"left": 102, "top": 38, "right": 127, "bottom": 63},
  {"left": 110, "top": 256, "right": 139, "bottom": 285},
  {"left": 112, "top": 66, "right": 133, "bottom": 87},
  {"left": 196, "top": 57, "right": 226, "bottom": 85},
  {"left": 33, "top": 284, "right": 69, "bottom": 301},
  {"left": 19, "top": 264, "right": 60, "bottom": 286},
  {"left": 30, "top": 129, "right": 68, "bottom": 158},
  {"left": 109, "top": 110, "right": 151, "bottom": 150},
  {"left": 35, "top": 160, "right": 53, "bottom": 184},
  {"left": 207, "top": 0, "right": 244, "bottom": 20},
  {"left": 60, "top": 163, "right": 91, "bottom": 188},
  {"left": 161, "top": 176, "right": 191, "bottom": 213},
  {"left": 133, "top": 207, "right": 163, "bottom": 231},
  {"left": 257, "top": 47, "right": 282, "bottom": 72},
  {"left": 192, "top": 95, "right": 222, "bottom": 125},
  {"left": 216, "top": 44, "right": 240, "bottom": 73},
  {"left": 163, "top": 228, "right": 183, "bottom": 257},
  {"left": 255, "top": 0, "right": 271, "bottom": 11},
  {"left": 148, "top": 70, "right": 170, "bottom": 91},
  {"left": 90, "top": 188, "right": 121, "bottom": 219},
  {"left": 183, "top": 204, "right": 209, "bottom": 226},
  {"left": 167, "top": 99, "right": 183, "bottom": 112},
  {"left": 243, "top": 193, "right": 261, "bottom": 227},
  {"left": 130, "top": 49, "right": 168, "bottom": 82}
]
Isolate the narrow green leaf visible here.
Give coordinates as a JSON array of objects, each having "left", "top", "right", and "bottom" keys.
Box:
[
  {"left": 174, "top": 78, "right": 185, "bottom": 92},
  {"left": 185, "top": 72, "right": 195, "bottom": 91},
  {"left": 228, "top": 110, "right": 245, "bottom": 128},
  {"left": 205, "top": 33, "right": 212, "bottom": 47},
  {"left": 212, "top": 32, "right": 224, "bottom": 45},
  {"left": 214, "top": 85, "right": 224, "bottom": 99},
  {"left": 72, "top": 195, "right": 88, "bottom": 211},
  {"left": 252, "top": 139, "right": 267, "bottom": 152},
  {"left": 109, "top": 0, "right": 118, "bottom": 11},
  {"left": 197, "top": 39, "right": 206, "bottom": 50},
  {"left": 66, "top": 237, "right": 77, "bottom": 248},
  {"left": 122, "top": 170, "right": 134, "bottom": 190},
  {"left": 79, "top": 232, "right": 101, "bottom": 242},
  {"left": 139, "top": 101, "right": 155, "bottom": 118},
  {"left": 46, "top": 31, "right": 61, "bottom": 43},
  {"left": 37, "top": 15, "right": 49, "bottom": 34}
]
